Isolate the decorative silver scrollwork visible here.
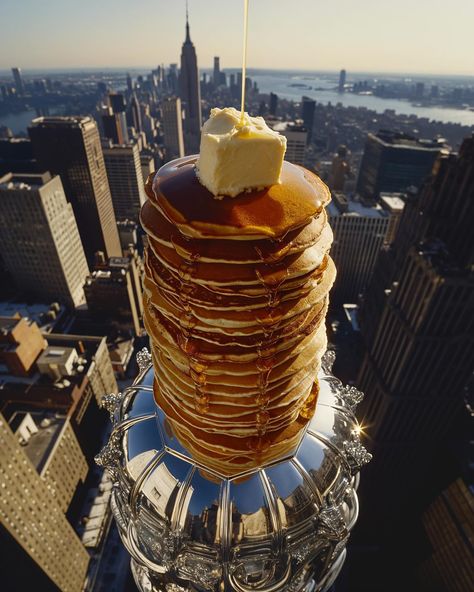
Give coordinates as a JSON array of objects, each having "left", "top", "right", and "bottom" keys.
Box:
[
  {"left": 317, "top": 504, "right": 347, "bottom": 539},
  {"left": 321, "top": 350, "right": 336, "bottom": 374},
  {"left": 337, "top": 385, "right": 364, "bottom": 410},
  {"left": 101, "top": 391, "right": 123, "bottom": 422},
  {"left": 136, "top": 347, "right": 152, "bottom": 373},
  {"left": 343, "top": 439, "right": 372, "bottom": 474},
  {"left": 94, "top": 430, "right": 121, "bottom": 480}
]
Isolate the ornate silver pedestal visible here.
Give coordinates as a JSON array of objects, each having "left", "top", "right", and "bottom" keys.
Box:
[{"left": 96, "top": 350, "right": 370, "bottom": 592}]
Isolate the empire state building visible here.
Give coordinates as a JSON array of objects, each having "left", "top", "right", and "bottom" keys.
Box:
[{"left": 179, "top": 10, "right": 202, "bottom": 154}]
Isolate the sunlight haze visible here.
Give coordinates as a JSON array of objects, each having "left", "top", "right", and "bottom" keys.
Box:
[{"left": 1, "top": 0, "right": 473, "bottom": 75}]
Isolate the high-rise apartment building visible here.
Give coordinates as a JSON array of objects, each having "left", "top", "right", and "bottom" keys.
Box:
[
  {"left": 0, "top": 173, "right": 89, "bottom": 308},
  {"left": 356, "top": 130, "right": 444, "bottom": 202},
  {"left": 271, "top": 121, "right": 307, "bottom": 165},
  {"left": 0, "top": 412, "right": 90, "bottom": 592},
  {"left": 328, "top": 193, "right": 401, "bottom": 302},
  {"left": 357, "top": 136, "right": 474, "bottom": 484},
  {"left": 161, "top": 97, "right": 185, "bottom": 160},
  {"left": 179, "top": 10, "right": 202, "bottom": 154},
  {"left": 418, "top": 479, "right": 474, "bottom": 592},
  {"left": 213, "top": 56, "right": 220, "bottom": 86},
  {"left": 103, "top": 142, "right": 146, "bottom": 221},
  {"left": 301, "top": 96, "right": 315, "bottom": 143},
  {"left": 338, "top": 69, "right": 346, "bottom": 92},
  {"left": 269, "top": 92, "right": 278, "bottom": 116},
  {"left": 84, "top": 253, "right": 143, "bottom": 336},
  {"left": 28, "top": 116, "right": 122, "bottom": 262},
  {"left": 11, "top": 67, "right": 24, "bottom": 95}
]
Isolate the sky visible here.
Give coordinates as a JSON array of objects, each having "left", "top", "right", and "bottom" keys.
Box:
[{"left": 1, "top": 0, "right": 473, "bottom": 75}]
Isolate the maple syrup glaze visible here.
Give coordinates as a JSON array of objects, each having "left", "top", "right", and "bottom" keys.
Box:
[{"left": 146, "top": 157, "right": 330, "bottom": 239}]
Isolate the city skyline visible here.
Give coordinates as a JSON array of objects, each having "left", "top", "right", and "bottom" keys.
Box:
[{"left": 1, "top": 0, "right": 474, "bottom": 75}]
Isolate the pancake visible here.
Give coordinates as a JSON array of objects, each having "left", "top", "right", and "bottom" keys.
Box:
[
  {"left": 141, "top": 156, "right": 335, "bottom": 475},
  {"left": 146, "top": 156, "right": 331, "bottom": 239}
]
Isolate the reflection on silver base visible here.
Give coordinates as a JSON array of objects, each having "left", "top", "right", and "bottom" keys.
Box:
[{"left": 97, "top": 349, "right": 370, "bottom": 592}]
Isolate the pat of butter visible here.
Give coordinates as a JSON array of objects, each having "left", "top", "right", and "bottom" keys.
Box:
[{"left": 196, "top": 107, "right": 287, "bottom": 198}]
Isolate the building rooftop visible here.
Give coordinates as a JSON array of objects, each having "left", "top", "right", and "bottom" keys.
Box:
[
  {"left": 8, "top": 409, "right": 65, "bottom": 472},
  {"left": 372, "top": 130, "right": 446, "bottom": 151},
  {"left": 328, "top": 193, "right": 386, "bottom": 218},
  {"left": 0, "top": 301, "right": 65, "bottom": 333},
  {"left": 30, "top": 115, "right": 94, "bottom": 129},
  {"left": 380, "top": 193, "right": 406, "bottom": 212}
]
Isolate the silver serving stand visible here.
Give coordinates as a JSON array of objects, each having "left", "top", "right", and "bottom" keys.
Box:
[{"left": 96, "top": 349, "right": 371, "bottom": 592}]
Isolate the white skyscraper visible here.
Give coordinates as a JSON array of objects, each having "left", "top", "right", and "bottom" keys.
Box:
[
  {"left": 161, "top": 97, "right": 185, "bottom": 160},
  {"left": 0, "top": 173, "right": 89, "bottom": 308}
]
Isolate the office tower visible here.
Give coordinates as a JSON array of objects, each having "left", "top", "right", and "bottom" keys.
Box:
[
  {"left": 29, "top": 116, "right": 122, "bottom": 262},
  {"left": 0, "top": 315, "right": 47, "bottom": 376},
  {"left": 126, "top": 72, "right": 133, "bottom": 92},
  {"left": 356, "top": 130, "right": 444, "bottom": 202},
  {"left": 167, "top": 64, "right": 179, "bottom": 94},
  {"left": 140, "top": 151, "right": 155, "bottom": 185},
  {"left": 0, "top": 412, "right": 90, "bottom": 592},
  {"left": 101, "top": 108, "right": 125, "bottom": 144},
  {"left": 117, "top": 219, "right": 139, "bottom": 250},
  {"left": 0, "top": 173, "right": 89, "bottom": 308},
  {"left": 418, "top": 479, "right": 474, "bottom": 592},
  {"left": 179, "top": 8, "right": 202, "bottom": 154},
  {"left": 126, "top": 93, "right": 142, "bottom": 133},
  {"left": 328, "top": 193, "right": 397, "bottom": 302},
  {"left": 269, "top": 92, "right": 278, "bottom": 116},
  {"left": 301, "top": 96, "right": 315, "bottom": 143},
  {"left": 11, "top": 67, "right": 25, "bottom": 95},
  {"left": 103, "top": 143, "right": 146, "bottom": 221},
  {"left": 415, "top": 81, "right": 425, "bottom": 99},
  {"left": 213, "top": 56, "right": 220, "bottom": 86},
  {"left": 161, "top": 96, "right": 185, "bottom": 160},
  {"left": 271, "top": 121, "right": 307, "bottom": 165},
  {"left": 338, "top": 69, "right": 346, "bottom": 92},
  {"left": 84, "top": 253, "right": 143, "bottom": 336},
  {"left": 0, "top": 137, "right": 35, "bottom": 175},
  {"left": 329, "top": 145, "right": 351, "bottom": 191},
  {"left": 108, "top": 93, "right": 129, "bottom": 143},
  {"left": 379, "top": 193, "right": 406, "bottom": 245},
  {"left": 357, "top": 136, "right": 474, "bottom": 486}
]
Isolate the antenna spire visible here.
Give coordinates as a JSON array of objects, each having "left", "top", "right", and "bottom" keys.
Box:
[{"left": 185, "top": 0, "right": 191, "bottom": 42}]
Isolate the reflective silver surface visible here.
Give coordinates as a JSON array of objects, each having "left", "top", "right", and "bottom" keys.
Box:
[{"left": 97, "top": 348, "right": 370, "bottom": 591}]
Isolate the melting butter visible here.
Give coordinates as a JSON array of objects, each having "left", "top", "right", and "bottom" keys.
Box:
[{"left": 196, "top": 107, "right": 287, "bottom": 198}]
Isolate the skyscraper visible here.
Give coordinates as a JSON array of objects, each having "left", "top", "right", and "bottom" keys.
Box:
[
  {"left": 328, "top": 192, "right": 400, "bottom": 302},
  {"left": 301, "top": 96, "right": 315, "bottom": 144},
  {"left": 29, "top": 116, "right": 122, "bottom": 262},
  {"left": 161, "top": 96, "right": 185, "bottom": 160},
  {"left": 0, "top": 173, "right": 89, "bottom": 308},
  {"left": 126, "top": 93, "right": 142, "bottom": 133},
  {"left": 103, "top": 143, "right": 146, "bottom": 221},
  {"left": 271, "top": 121, "right": 307, "bottom": 165},
  {"left": 101, "top": 108, "right": 125, "bottom": 145},
  {"left": 0, "top": 412, "right": 90, "bottom": 592},
  {"left": 357, "top": 136, "right": 474, "bottom": 485},
  {"left": 213, "top": 56, "right": 220, "bottom": 86},
  {"left": 179, "top": 8, "right": 202, "bottom": 154},
  {"left": 108, "top": 93, "right": 129, "bottom": 144},
  {"left": 11, "top": 67, "right": 24, "bottom": 95},
  {"left": 356, "top": 130, "right": 445, "bottom": 202},
  {"left": 269, "top": 92, "right": 278, "bottom": 116},
  {"left": 338, "top": 69, "right": 346, "bottom": 92}
]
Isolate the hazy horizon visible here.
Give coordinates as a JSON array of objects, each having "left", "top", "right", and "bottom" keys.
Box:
[{"left": 1, "top": 0, "right": 473, "bottom": 76}]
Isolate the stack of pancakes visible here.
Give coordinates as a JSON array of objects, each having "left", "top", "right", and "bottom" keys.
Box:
[{"left": 141, "top": 156, "right": 335, "bottom": 475}]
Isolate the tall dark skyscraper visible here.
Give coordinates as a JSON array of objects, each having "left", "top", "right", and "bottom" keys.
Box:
[
  {"left": 11, "top": 67, "right": 24, "bottom": 95},
  {"left": 357, "top": 130, "right": 444, "bottom": 202},
  {"left": 29, "top": 116, "right": 122, "bottom": 262},
  {"left": 301, "top": 96, "right": 315, "bottom": 144},
  {"left": 269, "top": 92, "right": 278, "bottom": 116},
  {"left": 179, "top": 8, "right": 202, "bottom": 154},
  {"left": 338, "top": 68, "right": 346, "bottom": 92},
  {"left": 126, "top": 93, "right": 142, "bottom": 132},
  {"left": 213, "top": 56, "right": 220, "bottom": 86},
  {"left": 358, "top": 135, "right": 474, "bottom": 490}
]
